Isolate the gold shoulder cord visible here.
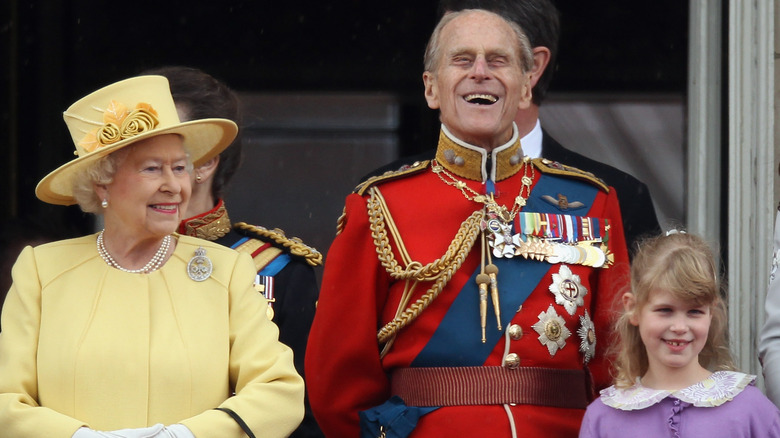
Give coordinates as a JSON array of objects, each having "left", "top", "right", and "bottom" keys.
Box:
[
  {"left": 367, "top": 186, "right": 484, "bottom": 357},
  {"left": 335, "top": 207, "right": 347, "bottom": 235},
  {"left": 233, "top": 222, "right": 323, "bottom": 267}
]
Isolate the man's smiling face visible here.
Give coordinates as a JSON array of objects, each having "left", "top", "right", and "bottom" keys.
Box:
[{"left": 423, "top": 10, "right": 532, "bottom": 150}]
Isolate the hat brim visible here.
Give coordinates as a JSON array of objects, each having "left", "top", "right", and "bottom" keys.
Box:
[{"left": 36, "top": 118, "right": 237, "bottom": 205}]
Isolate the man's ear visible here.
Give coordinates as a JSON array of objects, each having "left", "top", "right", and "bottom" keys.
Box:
[
  {"left": 623, "top": 292, "right": 639, "bottom": 326},
  {"left": 423, "top": 71, "right": 440, "bottom": 110},
  {"left": 518, "top": 73, "right": 533, "bottom": 110},
  {"left": 528, "top": 46, "right": 551, "bottom": 90}
]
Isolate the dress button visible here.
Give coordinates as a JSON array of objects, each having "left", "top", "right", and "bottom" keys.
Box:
[
  {"left": 504, "top": 353, "right": 520, "bottom": 369},
  {"left": 508, "top": 324, "right": 523, "bottom": 340}
]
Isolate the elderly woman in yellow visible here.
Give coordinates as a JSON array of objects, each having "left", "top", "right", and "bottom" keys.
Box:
[{"left": 0, "top": 76, "right": 305, "bottom": 438}]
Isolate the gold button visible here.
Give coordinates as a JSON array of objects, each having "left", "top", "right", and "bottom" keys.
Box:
[
  {"left": 508, "top": 324, "right": 523, "bottom": 340},
  {"left": 504, "top": 353, "right": 520, "bottom": 369}
]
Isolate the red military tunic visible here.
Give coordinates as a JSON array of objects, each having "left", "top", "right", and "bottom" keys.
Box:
[{"left": 306, "top": 128, "right": 630, "bottom": 438}]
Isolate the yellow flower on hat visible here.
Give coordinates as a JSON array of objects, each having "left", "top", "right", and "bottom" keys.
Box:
[
  {"left": 122, "top": 102, "right": 159, "bottom": 137},
  {"left": 78, "top": 100, "right": 160, "bottom": 153}
]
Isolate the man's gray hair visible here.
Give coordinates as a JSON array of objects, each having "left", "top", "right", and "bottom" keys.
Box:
[{"left": 423, "top": 9, "right": 534, "bottom": 75}]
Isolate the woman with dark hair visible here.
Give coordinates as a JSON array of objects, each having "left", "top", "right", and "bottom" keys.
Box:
[{"left": 145, "top": 66, "right": 323, "bottom": 438}]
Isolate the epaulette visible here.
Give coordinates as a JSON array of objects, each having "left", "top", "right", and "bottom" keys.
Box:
[
  {"left": 355, "top": 160, "right": 431, "bottom": 196},
  {"left": 532, "top": 158, "right": 609, "bottom": 193},
  {"left": 233, "top": 222, "right": 322, "bottom": 267}
]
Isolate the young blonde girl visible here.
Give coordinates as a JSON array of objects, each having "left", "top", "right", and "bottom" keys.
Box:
[{"left": 579, "top": 231, "right": 780, "bottom": 437}]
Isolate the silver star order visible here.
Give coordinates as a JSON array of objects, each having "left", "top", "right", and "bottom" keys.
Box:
[
  {"left": 577, "top": 311, "right": 596, "bottom": 364},
  {"left": 548, "top": 265, "right": 587, "bottom": 315},
  {"left": 532, "top": 305, "right": 571, "bottom": 357}
]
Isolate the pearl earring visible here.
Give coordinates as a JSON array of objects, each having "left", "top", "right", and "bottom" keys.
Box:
[{"left": 101, "top": 199, "right": 108, "bottom": 209}]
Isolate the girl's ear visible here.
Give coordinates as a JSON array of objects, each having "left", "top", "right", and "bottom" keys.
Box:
[{"left": 623, "top": 292, "right": 639, "bottom": 326}]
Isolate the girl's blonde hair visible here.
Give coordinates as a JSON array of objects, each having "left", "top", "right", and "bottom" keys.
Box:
[{"left": 612, "top": 231, "right": 735, "bottom": 387}]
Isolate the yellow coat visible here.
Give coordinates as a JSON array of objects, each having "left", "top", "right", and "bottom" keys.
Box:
[{"left": 0, "top": 234, "right": 304, "bottom": 437}]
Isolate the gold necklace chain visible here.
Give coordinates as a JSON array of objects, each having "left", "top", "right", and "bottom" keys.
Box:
[
  {"left": 430, "top": 157, "right": 535, "bottom": 344},
  {"left": 431, "top": 157, "right": 534, "bottom": 223}
]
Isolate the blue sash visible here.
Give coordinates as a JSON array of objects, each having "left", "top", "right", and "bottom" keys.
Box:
[
  {"left": 359, "top": 397, "right": 437, "bottom": 438},
  {"left": 411, "top": 174, "right": 599, "bottom": 367},
  {"left": 230, "top": 237, "right": 292, "bottom": 276},
  {"left": 259, "top": 253, "right": 291, "bottom": 276}
]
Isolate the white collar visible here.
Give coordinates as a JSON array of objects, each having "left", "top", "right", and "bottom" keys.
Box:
[
  {"left": 520, "top": 119, "right": 543, "bottom": 159},
  {"left": 600, "top": 371, "right": 755, "bottom": 410}
]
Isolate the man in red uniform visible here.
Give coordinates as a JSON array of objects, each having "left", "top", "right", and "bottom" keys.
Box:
[{"left": 306, "top": 9, "right": 629, "bottom": 438}]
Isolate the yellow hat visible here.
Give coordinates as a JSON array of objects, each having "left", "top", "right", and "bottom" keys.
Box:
[{"left": 35, "top": 75, "right": 238, "bottom": 205}]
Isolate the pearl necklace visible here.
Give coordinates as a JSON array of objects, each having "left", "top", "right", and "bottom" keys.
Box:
[{"left": 97, "top": 230, "right": 171, "bottom": 274}]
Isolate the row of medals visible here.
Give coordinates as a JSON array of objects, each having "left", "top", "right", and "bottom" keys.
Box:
[{"left": 484, "top": 216, "right": 608, "bottom": 269}]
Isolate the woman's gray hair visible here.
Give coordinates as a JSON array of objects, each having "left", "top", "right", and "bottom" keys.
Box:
[
  {"left": 424, "top": 9, "right": 534, "bottom": 74},
  {"left": 71, "top": 149, "right": 130, "bottom": 213},
  {"left": 71, "top": 138, "right": 194, "bottom": 214}
]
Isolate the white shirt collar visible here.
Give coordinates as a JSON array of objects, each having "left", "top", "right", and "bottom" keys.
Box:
[{"left": 520, "top": 119, "right": 543, "bottom": 159}]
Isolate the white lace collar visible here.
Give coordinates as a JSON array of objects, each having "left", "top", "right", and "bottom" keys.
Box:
[{"left": 600, "top": 371, "right": 755, "bottom": 410}]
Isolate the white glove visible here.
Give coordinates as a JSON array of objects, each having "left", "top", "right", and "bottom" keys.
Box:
[
  {"left": 73, "top": 423, "right": 193, "bottom": 438},
  {"left": 108, "top": 424, "right": 165, "bottom": 438},
  {"left": 72, "top": 428, "right": 118, "bottom": 438},
  {"left": 72, "top": 424, "right": 165, "bottom": 438},
  {"left": 157, "top": 424, "right": 195, "bottom": 438}
]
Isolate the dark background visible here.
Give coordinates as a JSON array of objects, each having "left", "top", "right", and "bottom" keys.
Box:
[{"left": 1, "top": 0, "right": 688, "bottom": 242}]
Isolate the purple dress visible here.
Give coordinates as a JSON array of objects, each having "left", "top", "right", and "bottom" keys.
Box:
[{"left": 579, "top": 372, "right": 780, "bottom": 437}]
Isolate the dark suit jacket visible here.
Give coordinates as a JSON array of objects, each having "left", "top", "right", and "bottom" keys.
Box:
[
  {"left": 360, "top": 129, "right": 660, "bottom": 256},
  {"left": 539, "top": 131, "right": 660, "bottom": 254}
]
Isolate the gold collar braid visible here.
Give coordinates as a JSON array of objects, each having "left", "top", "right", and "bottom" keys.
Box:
[
  {"left": 178, "top": 199, "right": 231, "bottom": 241},
  {"left": 435, "top": 128, "right": 525, "bottom": 182}
]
